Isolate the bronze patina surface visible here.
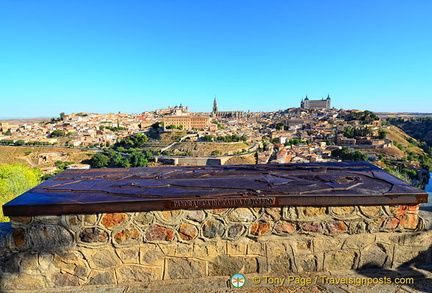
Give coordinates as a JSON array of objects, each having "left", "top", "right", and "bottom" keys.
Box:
[{"left": 3, "top": 161, "right": 428, "bottom": 216}]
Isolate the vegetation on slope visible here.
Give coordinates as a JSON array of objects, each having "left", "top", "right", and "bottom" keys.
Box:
[{"left": 0, "top": 164, "right": 41, "bottom": 222}]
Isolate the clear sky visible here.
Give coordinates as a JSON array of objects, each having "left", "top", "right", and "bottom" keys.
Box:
[{"left": 1, "top": 1, "right": 431, "bottom": 118}]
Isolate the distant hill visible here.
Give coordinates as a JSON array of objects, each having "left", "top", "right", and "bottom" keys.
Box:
[
  {"left": 0, "top": 117, "right": 51, "bottom": 124},
  {"left": 387, "top": 118, "right": 432, "bottom": 148},
  {"left": 375, "top": 112, "right": 432, "bottom": 119}
]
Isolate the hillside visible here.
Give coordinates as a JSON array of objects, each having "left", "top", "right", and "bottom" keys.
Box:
[
  {"left": 385, "top": 126, "right": 424, "bottom": 153},
  {"left": 388, "top": 118, "right": 432, "bottom": 148},
  {"left": 0, "top": 146, "right": 94, "bottom": 172},
  {"left": 170, "top": 142, "right": 251, "bottom": 156}
]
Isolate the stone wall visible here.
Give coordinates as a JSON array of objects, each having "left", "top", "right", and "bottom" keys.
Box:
[{"left": 0, "top": 205, "right": 431, "bottom": 292}]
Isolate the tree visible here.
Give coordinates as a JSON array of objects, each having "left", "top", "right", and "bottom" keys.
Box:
[
  {"left": 130, "top": 151, "right": 148, "bottom": 167},
  {"left": 0, "top": 164, "right": 42, "bottom": 222},
  {"left": 378, "top": 129, "right": 387, "bottom": 139},
  {"left": 90, "top": 153, "right": 110, "bottom": 168}
]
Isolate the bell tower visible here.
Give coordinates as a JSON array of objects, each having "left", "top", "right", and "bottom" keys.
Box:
[{"left": 212, "top": 97, "right": 218, "bottom": 114}]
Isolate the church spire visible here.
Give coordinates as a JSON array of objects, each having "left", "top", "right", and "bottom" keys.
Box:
[{"left": 212, "top": 96, "right": 218, "bottom": 113}]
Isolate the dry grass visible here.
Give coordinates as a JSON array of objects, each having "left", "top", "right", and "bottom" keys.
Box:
[
  {"left": 385, "top": 126, "right": 417, "bottom": 147},
  {"left": 226, "top": 155, "right": 256, "bottom": 165},
  {"left": 172, "top": 142, "right": 250, "bottom": 156},
  {"left": 0, "top": 146, "right": 94, "bottom": 169}
]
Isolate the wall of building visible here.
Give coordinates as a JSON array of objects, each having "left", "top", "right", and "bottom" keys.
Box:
[{"left": 0, "top": 204, "right": 431, "bottom": 292}]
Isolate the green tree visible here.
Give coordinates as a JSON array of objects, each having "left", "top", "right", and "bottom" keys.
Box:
[
  {"left": 378, "top": 129, "right": 387, "bottom": 139},
  {"left": 130, "top": 151, "right": 148, "bottom": 167},
  {"left": 90, "top": 153, "right": 110, "bottom": 168},
  {"left": 0, "top": 164, "right": 42, "bottom": 222}
]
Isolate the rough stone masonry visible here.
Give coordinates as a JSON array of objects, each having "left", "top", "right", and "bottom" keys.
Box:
[{"left": 0, "top": 162, "right": 430, "bottom": 292}]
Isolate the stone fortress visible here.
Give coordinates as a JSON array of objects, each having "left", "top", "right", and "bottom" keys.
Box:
[{"left": 301, "top": 95, "right": 331, "bottom": 110}]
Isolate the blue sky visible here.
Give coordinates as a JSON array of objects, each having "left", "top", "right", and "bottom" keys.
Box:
[{"left": 1, "top": 1, "right": 431, "bottom": 118}]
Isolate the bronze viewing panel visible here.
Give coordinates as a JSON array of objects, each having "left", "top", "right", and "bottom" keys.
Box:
[{"left": 3, "top": 161, "right": 428, "bottom": 217}]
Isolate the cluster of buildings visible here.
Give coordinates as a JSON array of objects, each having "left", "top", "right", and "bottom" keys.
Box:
[
  {"left": 0, "top": 95, "right": 395, "bottom": 167},
  {"left": 0, "top": 112, "right": 154, "bottom": 147}
]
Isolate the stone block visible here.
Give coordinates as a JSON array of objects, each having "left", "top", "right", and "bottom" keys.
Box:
[
  {"left": 185, "top": 210, "right": 206, "bottom": 222},
  {"left": 166, "top": 258, "right": 206, "bottom": 279},
  {"left": 228, "top": 208, "right": 256, "bottom": 222},
  {"left": 313, "top": 236, "right": 343, "bottom": 252},
  {"left": 396, "top": 230, "right": 432, "bottom": 247},
  {"left": 101, "top": 213, "right": 129, "bottom": 229},
  {"left": 62, "top": 215, "right": 81, "bottom": 231},
  {"left": 331, "top": 206, "right": 355, "bottom": 216},
  {"left": 300, "top": 222, "right": 323, "bottom": 233},
  {"left": 208, "top": 255, "right": 257, "bottom": 276},
  {"left": 175, "top": 243, "right": 193, "bottom": 257},
  {"left": 347, "top": 220, "right": 368, "bottom": 234},
  {"left": 155, "top": 210, "right": 182, "bottom": 224},
  {"left": 302, "top": 207, "right": 327, "bottom": 218},
  {"left": 38, "top": 252, "right": 55, "bottom": 272},
  {"left": 247, "top": 241, "right": 264, "bottom": 256},
  {"left": 83, "top": 214, "right": 99, "bottom": 225},
  {"left": 134, "top": 212, "right": 154, "bottom": 226},
  {"left": 383, "top": 218, "right": 400, "bottom": 231},
  {"left": 78, "top": 227, "right": 109, "bottom": 246},
  {"left": 0, "top": 253, "right": 21, "bottom": 274},
  {"left": 227, "top": 239, "right": 248, "bottom": 255},
  {"left": 10, "top": 216, "right": 32, "bottom": 226},
  {"left": 326, "top": 220, "right": 348, "bottom": 234},
  {"left": 140, "top": 244, "right": 165, "bottom": 266},
  {"left": 52, "top": 272, "right": 81, "bottom": 287},
  {"left": 202, "top": 219, "right": 225, "bottom": 239},
  {"left": 227, "top": 224, "right": 246, "bottom": 238},
  {"left": 388, "top": 205, "right": 419, "bottom": 218},
  {"left": 251, "top": 221, "right": 271, "bottom": 236},
  {"left": 116, "top": 247, "right": 140, "bottom": 264},
  {"left": 266, "top": 241, "right": 287, "bottom": 257},
  {"left": 33, "top": 215, "right": 61, "bottom": 224},
  {"left": 20, "top": 252, "right": 40, "bottom": 272},
  {"left": 265, "top": 207, "right": 282, "bottom": 220},
  {"left": 370, "top": 218, "right": 386, "bottom": 233},
  {"left": 192, "top": 240, "right": 208, "bottom": 259},
  {"left": 206, "top": 241, "right": 227, "bottom": 257},
  {"left": 274, "top": 220, "right": 296, "bottom": 234},
  {"left": 358, "top": 206, "right": 382, "bottom": 218},
  {"left": 295, "top": 239, "right": 313, "bottom": 252},
  {"left": 11, "top": 273, "right": 47, "bottom": 290},
  {"left": 324, "top": 251, "right": 357, "bottom": 270},
  {"left": 268, "top": 253, "right": 293, "bottom": 273},
  {"left": 398, "top": 213, "right": 419, "bottom": 230},
  {"left": 342, "top": 234, "right": 375, "bottom": 249},
  {"left": 359, "top": 244, "right": 388, "bottom": 268},
  {"left": 116, "top": 265, "right": 162, "bottom": 282},
  {"left": 178, "top": 222, "right": 198, "bottom": 241},
  {"left": 54, "top": 251, "right": 90, "bottom": 278},
  {"left": 113, "top": 227, "right": 142, "bottom": 246},
  {"left": 28, "top": 224, "right": 74, "bottom": 251},
  {"left": 89, "top": 249, "right": 120, "bottom": 269},
  {"left": 393, "top": 245, "right": 431, "bottom": 268},
  {"left": 296, "top": 254, "right": 317, "bottom": 272},
  {"left": 145, "top": 225, "right": 175, "bottom": 242},
  {"left": 87, "top": 270, "right": 116, "bottom": 285},
  {"left": 282, "top": 207, "right": 298, "bottom": 221},
  {"left": 12, "top": 228, "right": 27, "bottom": 247}
]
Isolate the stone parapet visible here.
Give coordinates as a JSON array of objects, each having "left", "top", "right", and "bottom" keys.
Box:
[{"left": 0, "top": 205, "right": 431, "bottom": 292}]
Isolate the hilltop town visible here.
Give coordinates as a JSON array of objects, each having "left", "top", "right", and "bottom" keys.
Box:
[{"left": 0, "top": 96, "right": 431, "bottom": 186}]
